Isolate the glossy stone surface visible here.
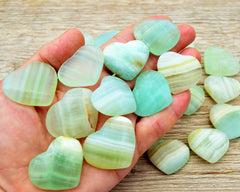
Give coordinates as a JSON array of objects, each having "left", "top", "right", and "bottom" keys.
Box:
[
  {"left": 148, "top": 139, "right": 190, "bottom": 175},
  {"left": 29, "top": 136, "right": 83, "bottom": 190},
  {"left": 134, "top": 19, "right": 180, "bottom": 55},
  {"left": 83, "top": 116, "right": 135, "bottom": 169},
  {"left": 204, "top": 75, "right": 240, "bottom": 104},
  {"left": 46, "top": 88, "right": 98, "bottom": 139},
  {"left": 103, "top": 40, "right": 149, "bottom": 80},
  {"left": 204, "top": 46, "right": 240, "bottom": 76},
  {"left": 133, "top": 70, "right": 172, "bottom": 117},
  {"left": 184, "top": 85, "right": 205, "bottom": 115},
  {"left": 95, "top": 30, "right": 120, "bottom": 47},
  {"left": 210, "top": 104, "right": 240, "bottom": 139},
  {"left": 188, "top": 129, "right": 229, "bottom": 163},
  {"left": 91, "top": 76, "right": 136, "bottom": 116},
  {"left": 58, "top": 45, "right": 104, "bottom": 87},
  {"left": 157, "top": 52, "right": 202, "bottom": 94},
  {"left": 3, "top": 62, "right": 57, "bottom": 106},
  {"left": 83, "top": 32, "right": 95, "bottom": 45}
]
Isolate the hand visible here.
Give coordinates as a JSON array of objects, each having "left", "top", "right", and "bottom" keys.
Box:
[{"left": 0, "top": 16, "right": 201, "bottom": 192}]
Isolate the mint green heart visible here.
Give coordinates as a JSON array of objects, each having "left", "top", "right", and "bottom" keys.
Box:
[
  {"left": 83, "top": 116, "right": 136, "bottom": 169},
  {"left": 133, "top": 70, "right": 172, "bottom": 117},
  {"left": 29, "top": 136, "right": 83, "bottom": 190},
  {"left": 3, "top": 62, "right": 57, "bottom": 106},
  {"left": 134, "top": 19, "right": 180, "bottom": 56},
  {"left": 91, "top": 76, "right": 136, "bottom": 116},
  {"left": 103, "top": 40, "right": 149, "bottom": 80}
]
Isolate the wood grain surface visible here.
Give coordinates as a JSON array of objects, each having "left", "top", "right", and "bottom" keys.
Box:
[{"left": 0, "top": 0, "right": 240, "bottom": 191}]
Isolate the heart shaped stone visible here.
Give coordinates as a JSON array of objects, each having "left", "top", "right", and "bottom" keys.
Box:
[
  {"left": 204, "top": 46, "right": 240, "bottom": 76},
  {"left": 157, "top": 52, "right": 202, "bottom": 94},
  {"left": 3, "top": 62, "right": 57, "bottom": 106},
  {"left": 103, "top": 40, "right": 149, "bottom": 80},
  {"left": 204, "top": 75, "right": 240, "bottom": 104},
  {"left": 58, "top": 45, "right": 104, "bottom": 87},
  {"left": 210, "top": 104, "right": 240, "bottom": 139},
  {"left": 188, "top": 129, "right": 229, "bottom": 163},
  {"left": 46, "top": 88, "right": 98, "bottom": 139},
  {"left": 91, "top": 76, "right": 136, "bottom": 116},
  {"left": 133, "top": 70, "right": 172, "bottom": 117},
  {"left": 134, "top": 19, "right": 180, "bottom": 56},
  {"left": 29, "top": 136, "right": 83, "bottom": 190},
  {"left": 95, "top": 30, "right": 120, "bottom": 47},
  {"left": 83, "top": 116, "right": 135, "bottom": 169}
]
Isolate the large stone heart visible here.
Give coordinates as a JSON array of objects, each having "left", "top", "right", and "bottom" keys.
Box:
[
  {"left": 3, "top": 62, "right": 57, "bottom": 106},
  {"left": 46, "top": 88, "right": 98, "bottom": 139},
  {"left": 103, "top": 40, "right": 149, "bottom": 81},
  {"left": 210, "top": 104, "right": 240, "bottom": 139},
  {"left": 91, "top": 76, "right": 136, "bottom": 116},
  {"left": 157, "top": 52, "right": 202, "bottom": 94},
  {"left": 83, "top": 116, "right": 135, "bottom": 169},
  {"left": 29, "top": 136, "right": 83, "bottom": 190},
  {"left": 134, "top": 19, "right": 180, "bottom": 56},
  {"left": 133, "top": 70, "right": 172, "bottom": 117},
  {"left": 58, "top": 45, "right": 104, "bottom": 87}
]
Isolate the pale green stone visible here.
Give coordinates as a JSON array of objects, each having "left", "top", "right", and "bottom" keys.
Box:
[
  {"left": 184, "top": 85, "right": 205, "bottom": 115},
  {"left": 95, "top": 30, "right": 120, "bottom": 47},
  {"left": 134, "top": 19, "right": 180, "bottom": 55},
  {"left": 103, "top": 40, "right": 149, "bottom": 80},
  {"left": 204, "top": 75, "right": 240, "bottom": 104},
  {"left": 3, "top": 62, "right": 57, "bottom": 106},
  {"left": 83, "top": 32, "right": 95, "bottom": 45},
  {"left": 29, "top": 136, "right": 83, "bottom": 190},
  {"left": 188, "top": 129, "right": 229, "bottom": 163},
  {"left": 204, "top": 46, "right": 240, "bottom": 76},
  {"left": 148, "top": 139, "right": 190, "bottom": 175},
  {"left": 210, "top": 104, "right": 240, "bottom": 139},
  {"left": 157, "top": 52, "right": 202, "bottom": 94},
  {"left": 46, "top": 88, "right": 98, "bottom": 139},
  {"left": 83, "top": 116, "right": 135, "bottom": 169},
  {"left": 58, "top": 45, "right": 104, "bottom": 87},
  {"left": 133, "top": 70, "right": 172, "bottom": 117},
  {"left": 91, "top": 76, "right": 136, "bottom": 116}
]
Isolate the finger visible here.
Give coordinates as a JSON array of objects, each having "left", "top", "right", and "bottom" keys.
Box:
[
  {"left": 180, "top": 47, "right": 201, "bottom": 62},
  {"left": 135, "top": 90, "right": 191, "bottom": 157},
  {"left": 22, "top": 28, "right": 85, "bottom": 70}
]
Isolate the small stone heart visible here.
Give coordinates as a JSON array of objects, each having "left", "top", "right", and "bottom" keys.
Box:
[
  {"left": 58, "top": 45, "right": 104, "bottom": 87},
  {"left": 188, "top": 129, "right": 229, "bottom": 163},
  {"left": 133, "top": 70, "right": 172, "bottom": 117},
  {"left": 46, "top": 88, "right": 98, "bottom": 139},
  {"left": 29, "top": 136, "right": 83, "bottom": 190},
  {"left": 3, "top": 62, "right": 57, "bottom": 106},
  {"left": 134, "top": 19, "right": 180, "bottom": 56},
  {"left": 157, "top": 52, "right": 202, "bottom": 94},
  {"left": 204, "top": 46, "right": 240, "bottom": 76},
  {"left": 91, "top": 76, "right": 136, "bottom": 116},
  {"left": 83, "top": 116, "right": 135, "bottom": 169},
  {"left": 103, "top": 40, "right": 149, "bottom": 80},
  {"left": 210, "top": 104, "right": 240, "bottom": 139},
  {"left": 204, "top": 75, "right": 240, "bottom": 104}
]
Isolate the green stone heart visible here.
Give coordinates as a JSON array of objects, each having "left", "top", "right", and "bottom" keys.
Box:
[
  {"left": 91, "top": 76, "right": 136, "bottom": 116},
  {"left": 3, "top": 62, "right": 57, "bottom": 106},
  {"left": 46, "top": 88, "right": 98, "bottom": 139},
  {"left": 210, "top": 104, "right": 240, "bottom": 139},
  {"left": 133, "top": 70, "right": 172, "bottom": 117},
  {"left": 204, "top": 46, "right": 240, "bottom": 76},
  {"left": 95, "top": 30, "right": 120, "bottom": 47},
  {"left": 134, "top": 19, "right": 180, "bottom": 55},
  {"left": 157, "top": 52, "right": 202, "bottom": 94},
  {"left": 83, "top": 116, "right": 135, "bottom": 169},
  {"left": 29, "top": 136, "right": 83, "bottom": 190},
  {"left": 58, "top": 45, "right": 104, "bottom": 87},
  {"left": 103, "top": 40, "right": 149, "bottom": 80}
]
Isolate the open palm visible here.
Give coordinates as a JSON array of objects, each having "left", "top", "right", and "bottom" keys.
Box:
[{"left": 0, "top": 16, "right": 200, "bottom": 192}]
